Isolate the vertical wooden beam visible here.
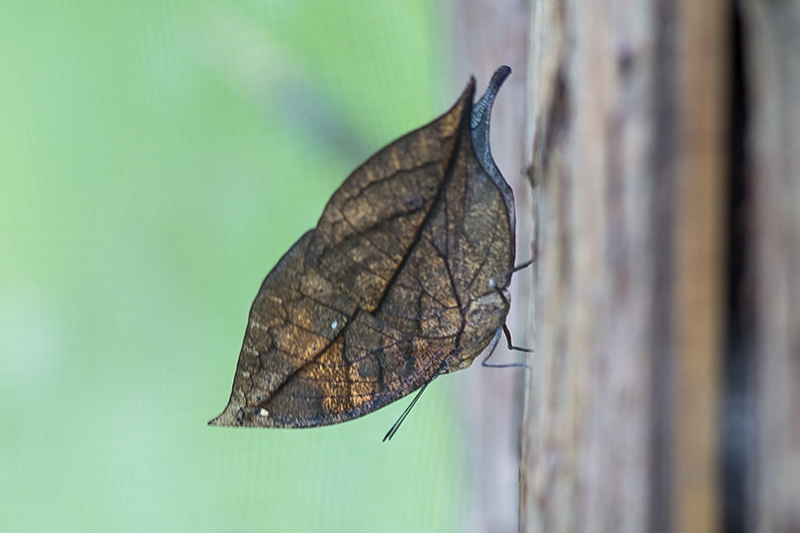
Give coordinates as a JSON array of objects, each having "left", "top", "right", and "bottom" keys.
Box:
[
  {"left": 522, "top": 0, "right": 663, "bottom": 529},
  {"left": 739, "top": 1, "right": 800, "bottom": 530},
  {"left": 521, "top": 0, "right": 730, "bottom": 530},
  {"left": 672, "top": 0, "right": 729, "bottom": 530}
]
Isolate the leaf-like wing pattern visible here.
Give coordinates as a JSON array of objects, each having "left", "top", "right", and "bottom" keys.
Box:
[{"left": 210, "top": 67, "right": 516, "bottom": 428}]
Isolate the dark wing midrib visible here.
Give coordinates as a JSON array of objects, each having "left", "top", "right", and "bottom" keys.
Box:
[
  {"left": 371, "top": 112, "right": 468, "bottom": 314},
  {"left": 257, "top": 94, "right": 474, "bottom": 419}
]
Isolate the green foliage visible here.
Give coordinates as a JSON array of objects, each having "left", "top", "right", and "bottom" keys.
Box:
[{"left": 0, "top": 1, "right": 465, "bottom": 531}]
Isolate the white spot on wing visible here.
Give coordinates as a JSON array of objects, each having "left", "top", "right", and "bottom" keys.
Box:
[
  {"left": 330, "top": 320, "right": 338, "bottom": 330},
  {"left": 259, "top": 408, "right": 269, "bottom": 417}
]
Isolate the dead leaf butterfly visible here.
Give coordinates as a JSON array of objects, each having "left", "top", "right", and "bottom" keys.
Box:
[{"left": 210, "top": 66, "right": 526, "bottom": 437}]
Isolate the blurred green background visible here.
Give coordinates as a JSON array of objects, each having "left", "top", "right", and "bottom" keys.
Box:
[{"left": 0, "top": 1, "right": 469, "bottom": 531}]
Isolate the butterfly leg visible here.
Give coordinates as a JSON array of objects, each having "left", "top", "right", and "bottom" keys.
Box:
[
  {"left": 486, "top": 260, "right": 534, "bottom": 356},
  {"left": 502, "top": 323, "right": 533, "bottom": 353},
  {"left": 494, "top": 259, "right": 534, "bottom": 281},
  {"left": 487, "top": 259, "right": 533, "bottom": 298},
  {"left": 482, "top": 328, "right": 529, "bottom": 368}
]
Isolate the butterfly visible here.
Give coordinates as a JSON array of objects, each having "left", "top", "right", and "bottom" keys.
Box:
[{"left": 210, "top": 66, "right": 526, "bottom": 438}]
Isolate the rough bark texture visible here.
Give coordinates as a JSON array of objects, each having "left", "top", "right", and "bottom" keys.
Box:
[
  {"left": 739, "top": 1, "right": 800, "bottom": 530},
  {"left": 450, "top": 1, "right": 531, "bottom": 532},
  {"left": 520, "top": 0, "right": 730, "bottom": 531}
]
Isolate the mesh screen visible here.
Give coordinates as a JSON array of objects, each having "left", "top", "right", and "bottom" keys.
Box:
[{"left": 0, "top": 1, "right": 469, "bottom": 531}]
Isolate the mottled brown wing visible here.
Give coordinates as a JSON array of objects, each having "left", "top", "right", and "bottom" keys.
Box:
[{"left": 210, "top": 69, "right": 515, "bottom": 428}]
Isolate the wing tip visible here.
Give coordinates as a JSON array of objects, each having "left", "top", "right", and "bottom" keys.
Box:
[{"left": 208, "top": 402, "right": 239, "bottom": 427}]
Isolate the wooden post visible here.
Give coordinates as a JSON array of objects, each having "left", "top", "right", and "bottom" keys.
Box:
[
  {"left": 739, "top": 1, "right": 800, "bottom": 530},
  {"left": 454, "top": 0, "right": 800, "bottom": 530},
  {"left": 520, "top": 0, "right": 730, "bottom": 531}
]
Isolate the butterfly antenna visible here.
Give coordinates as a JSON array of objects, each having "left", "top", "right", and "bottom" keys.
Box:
[{"left": 383, "top": 381, "right": 431, "bottom": 442}]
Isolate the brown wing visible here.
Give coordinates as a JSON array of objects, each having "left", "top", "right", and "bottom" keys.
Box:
[{"left": 210, "top": 71, "right": 514, "bottom": 428}]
